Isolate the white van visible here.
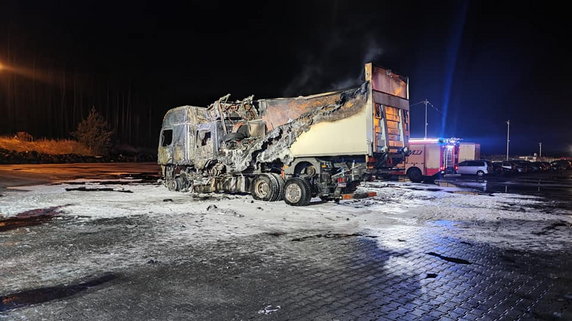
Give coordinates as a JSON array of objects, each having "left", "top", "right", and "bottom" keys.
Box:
[{"left": 456, "top": 160, "right": 492, "bottom": 176}]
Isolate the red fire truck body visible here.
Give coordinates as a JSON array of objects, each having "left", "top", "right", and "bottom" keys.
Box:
[{"left": 404, "top": 138, "right": 460, "bottom": 182}]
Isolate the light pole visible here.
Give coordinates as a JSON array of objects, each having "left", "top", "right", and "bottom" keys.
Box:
[
  {"left": 539, "top": 142, "right": 542, "bottom": 158},
  {"left": 506, "top": 120, "right": 510, "bottom": 161},
  {"left": 410, "top": 99, "right": 438, "bottom": 139},
  {"left": 423, "top": 99, "right": 428, "bottom": 139}
]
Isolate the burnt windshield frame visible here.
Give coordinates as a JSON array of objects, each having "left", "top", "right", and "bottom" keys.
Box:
[{"left": 161, "top": 129, "right": 173, "bottom": 147}]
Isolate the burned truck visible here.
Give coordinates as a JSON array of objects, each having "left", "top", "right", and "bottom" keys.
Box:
[{"left": 158, "top": 63, "right": 410, "bottom": 205}]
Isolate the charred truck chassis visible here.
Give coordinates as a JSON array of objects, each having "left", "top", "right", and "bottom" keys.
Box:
[{"left": 158, "top": 63, "right": 410, "bottom": 206}]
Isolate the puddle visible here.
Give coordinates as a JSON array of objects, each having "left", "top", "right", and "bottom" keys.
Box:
[
  {"left": 291, "top": 233, "right": 367, "bottom": 242},
  {"left": 65, "top": 187, "right": 133, "bottom": 193},
  {"left": 0, "top": 273, "right": 117, "bottom": 312},
  {"left": 0, "top": 206, "right": 66, "bottom": 232},
  {"left": 532, "top": 221, "right": 571, "bottom": 236},
  {"left": 426, "top": 252, "right": 472, "bottom": 264},
  {"left": 54, "top": 172, "right": 160, "bottom": 186},
  {"left": 446, "top": 190, "right": 483, "bottom": 196},
  {"left": 57, "top": 180, "right": 134, "bottom": 186},
  {"left": 116, "top": 172, "right": 160, "bottom": 184},
  {"left": 404, "top": 187, "right": 442, "bottom": 192},
  {"left": 435, "top": 173, "right": 572, "bottom": 202},
  {"left": 265, "top": 231, "right": 287, "bottom": 237}
]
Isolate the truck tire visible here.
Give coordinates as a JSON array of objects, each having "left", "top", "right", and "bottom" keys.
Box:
[
  {"left": 166, "top": 179, "right": 178, "bottom": 191},
  {"left": 406, "top": 167, "right": 423, "bottom": 183},
  {"left": 268, "top": 173, "right": 285, "bottom": 201},
  {"left": 251, "top": 174, "right": 280, "bottom": 201},
  {"left": 283, "top": 178, "right": 312, "bottom": 206},
  {"left": 166, "top": 176, "right": 186, "bottom": 191}
]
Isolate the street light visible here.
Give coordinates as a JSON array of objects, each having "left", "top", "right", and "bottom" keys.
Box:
[
  {"left": 539, "top": 142, "right": 542, "bottom": 158},
  {"left": 506, "top": 120, "right": 510, "bottom": 161},
  {"left": 411, "top": 99, "right": 439, "bottom": 139}
]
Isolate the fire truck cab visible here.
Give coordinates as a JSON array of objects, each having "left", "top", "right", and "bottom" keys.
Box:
[{"left": 404, "top": 138, "right": 460, "bottom": 183}]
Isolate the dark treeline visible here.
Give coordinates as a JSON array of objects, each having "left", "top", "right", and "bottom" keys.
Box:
[{"left": 0, "top": 54, "right": 164, "bottom": 148}]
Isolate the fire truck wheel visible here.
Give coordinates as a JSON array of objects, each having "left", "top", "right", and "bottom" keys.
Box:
[
  {"left": 406, "top": 167, "right": 423, "bottom": 183},
  {"left": 251, "top": 174, "right": 280, "bottom": 201},
  {"left": 283, "top": 178, "right": 312, "bottom": 206},
  {"left": 268, "top": 173, "right": 285, "bottom": 201}
]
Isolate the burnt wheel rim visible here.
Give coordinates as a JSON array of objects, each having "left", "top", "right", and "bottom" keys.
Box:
[
  {"left": 254, "top": 179, "right": 270, "bottom": 198},
  {"left": 285, "top": 184, "right": 302, "bottom": 203}
]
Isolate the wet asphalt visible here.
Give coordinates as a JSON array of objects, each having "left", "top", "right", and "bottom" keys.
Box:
[
  {"left": 436, "top": 170, "right": 572, "bottom": 202},
  {"left": 0, "top": 165, "right": 571, "bottom": 320}
]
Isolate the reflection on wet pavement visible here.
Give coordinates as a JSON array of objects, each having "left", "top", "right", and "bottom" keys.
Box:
[
  {"left": 436, "top": 171, "right": 572, "bottom": 201},
  {"left": 4, "top": 222, "right": 564, "bottom": 320}
]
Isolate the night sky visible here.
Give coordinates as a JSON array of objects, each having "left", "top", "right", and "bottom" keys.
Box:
[{"left": 1, "top": 0, "right": 570, "bottom": 155}]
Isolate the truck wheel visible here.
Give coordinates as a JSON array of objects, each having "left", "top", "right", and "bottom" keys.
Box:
[
  {"left": 283, "top": 178, "right": 312, "bottom": 206},
  {"left": 166, "top": 176, "right": 185, "bottom": 191},
  {"left": 166, "top": 179, "right": 178, "bottom": 191},
  {"left": 268, "top": 173, "right": 285, "bottom": 201},
  {"left": 175, "top": 176, "right": 188, "bottom": 191},
  {"left": 251, "top": 174, "right": 280, "bottom": 201},
  {"left": 406, "top": 167, "right": 423, "bottom": 183}
]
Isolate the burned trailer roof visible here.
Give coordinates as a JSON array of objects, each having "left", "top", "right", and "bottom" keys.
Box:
[{"left": 256, "top": 89, "right": 356, "bottom": 132}]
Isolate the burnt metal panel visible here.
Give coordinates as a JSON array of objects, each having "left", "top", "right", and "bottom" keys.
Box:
[
  {"left": 258, "top": 90, "right": 346, "bottom": 132},
  {"left": 364, "top": 63, "right": 408, "bottom": 99},
  {"left": 372, "top": 91, "right": 409, "bottom": 110}
]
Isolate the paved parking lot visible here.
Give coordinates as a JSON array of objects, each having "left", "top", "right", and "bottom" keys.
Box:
[{"left": 1, "top": 164, "right": 571, "bottom": 320}]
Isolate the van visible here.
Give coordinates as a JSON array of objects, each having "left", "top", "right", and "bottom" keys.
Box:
[{"left": 456, "top": 160, "right": 492, "bottom": 176}]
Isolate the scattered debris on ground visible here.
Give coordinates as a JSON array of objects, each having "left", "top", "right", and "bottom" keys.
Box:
[
  {"left": 426, "top": 252, "right": 472, "bottom": 265},
  {"left": 65, "top": 187, "right": 133, "bottom": 193},
  {"left": 257, "top": 305, "right": 281, "bottom": 315}
]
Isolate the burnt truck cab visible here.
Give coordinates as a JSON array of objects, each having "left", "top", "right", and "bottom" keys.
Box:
[{"left": 158, "top": 63, "right": 410, "bottom": 205}]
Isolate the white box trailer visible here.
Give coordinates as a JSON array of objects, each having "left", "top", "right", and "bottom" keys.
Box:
[{"left": 459, "top": 143, "right": 481, "bottom": 162}]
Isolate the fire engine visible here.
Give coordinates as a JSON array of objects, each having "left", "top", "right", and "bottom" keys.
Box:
[{"left": 403, "top": 138, "right": 460, "bottom": 182}]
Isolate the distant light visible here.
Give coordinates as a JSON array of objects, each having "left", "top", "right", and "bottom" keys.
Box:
[{"left": 0, "top": 62, "right": 4, "bottom": 71}]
